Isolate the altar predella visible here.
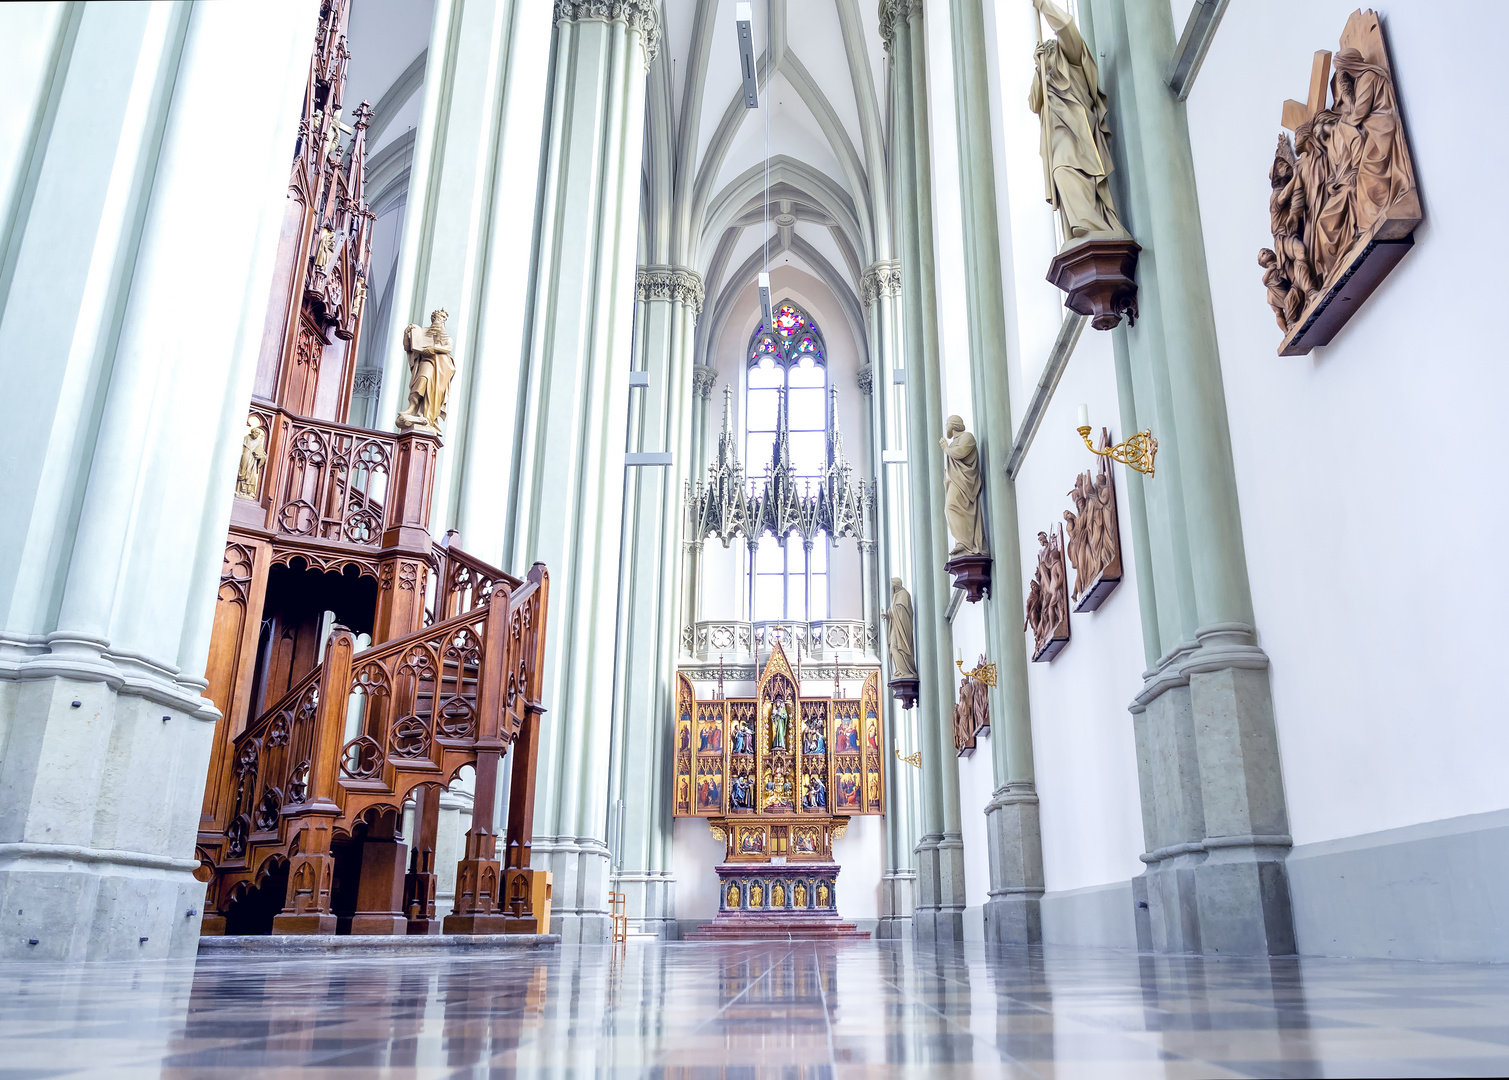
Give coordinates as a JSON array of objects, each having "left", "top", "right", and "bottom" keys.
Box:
[{"left": 1259, "top": 9, "right": 1420, "bottom": 356}]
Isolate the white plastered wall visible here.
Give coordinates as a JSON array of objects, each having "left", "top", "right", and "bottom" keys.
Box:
[{"left": 1184, "top": 0, "right": 1509, "bottom": 846}]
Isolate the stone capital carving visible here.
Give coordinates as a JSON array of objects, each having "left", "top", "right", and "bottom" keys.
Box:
[
  {"left": 856, "top": 365, "right": 874, "bottom": 396},
  {"left": 555, "top": 0, "right": 661, "bottom": 68},
  {"left": 636, "top": 265, "right": 705, "bottom": 315},
  {"left": 859, "top": 261, "right": 901, "bottom": 308},
  {"left": 692, "top": 365, "right": 717, "bottom": 400},
  {"left": 878, "top": 0, "right": 922, "bottom": 54}
]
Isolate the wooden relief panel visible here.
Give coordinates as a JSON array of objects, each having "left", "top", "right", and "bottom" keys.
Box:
[
  {"left": 673, "top": 674, "right": 694, "bottom": 817},
  {"left": 1026, "top": 525, "right": 1071, "bottom": 662},
  {"left": 1064, "top": 437, "right": 1122, "bottom": 613},
  {"left": 861, "top": 671, "right": 884, "bottom": 813},
  {"left": 1260, "top": 9, "right": 1421, "bottom": 355}
]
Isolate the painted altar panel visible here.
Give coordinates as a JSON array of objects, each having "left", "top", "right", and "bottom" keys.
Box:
[
  {"left": 674, "top": 674, "right": 694, "bottom": 816},
  {"left": 861, "top": 671, "right": 884, "bottom": 814},
  {"left": 695, "top": 699, "right": 726, "bottom": 816}
]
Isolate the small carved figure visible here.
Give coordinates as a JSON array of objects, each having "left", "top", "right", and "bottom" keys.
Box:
[
  {"left": 770, "top": 699, "right": 790, "bottom": 751},
  {"left": 1265, "top": 136, "right": 1318, "bottom": 313},
  {"left": 881, "top": 578, "right": 917, "bottom": 680},
  {"left": 794, "top": 883, "right": 807, "bottom": 907},
  {"left": 236, "top": 417, "right": 268, "bottom": 498},
  {"left": 750, "top": 882, "right": 764, "bottom": 908},
  {"left": 313, "top": 227, "right": 337, "bottom": 271},
  {"left": 1028, "top": 0, "right": 1126, "bottom": 244},
  {"left": 940, "top": 415, "right": 987, "bottom": 556},
  {"left": 324, "top": 105, "right": 352, "bottom": 163},
  {"left": 772, "top": 883, "right": 785, "bottom": 908},
  {"left": 727, "top": 884, "right": 740, "bottom": 908},
  {"left": 1063, "top": 450, "right": 1121, "bottom": 605},
  {"left": 1331, "top": 47, "right": 1412, "bottom": 235},
  {"left": 397, "top": 308, "right": 456, "bottom": 434},
  {"left": 954, "top": 658, "right": 993, "bottom": 753},
  {"left": 817, "top": 883, "right": 830, "bottom": 908},
  {"left": 1025, "top": 527, "right": 1071, "bottom": 660}
]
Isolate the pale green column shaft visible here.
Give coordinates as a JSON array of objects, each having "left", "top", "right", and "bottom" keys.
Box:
[
  {"left": 863, "top": 265, "right": 919, "bottom": 935},
  {"left": 946, "top": 0, "right": 1035, "bottom": 788},
  {"left": 505, "top": 5, "right": 657, "bottom": 944},
  {"left": 374, "top": 0, "right": 553, "bottom": 560},
  {"left": 1080, "top": 0, "right": 1293, "bottom": 956},
  {"left": 885, "top": 0, "right": 966, "bottom": 941},
  {"left": 947, "top": 0, "right": 1046, "bottom": 944},
  {"left": 607, "top": 267, "right": 700, "bottom": 938}
]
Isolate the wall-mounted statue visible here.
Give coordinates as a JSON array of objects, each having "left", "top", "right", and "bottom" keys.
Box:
[
  {"left": 940, "top": 416, "right": 993, "bottom": 603},
  {"left": 1029, "top": 0, "right": 1139, "bottom": 330},
  {"left": 1025, "top": 526, "right": 1070, "bottom": 662},
  {"left": 882, "top": 577, "right": 918, "bottom": 709},
  {"left": 1259, "top": 10, "right": 1421, "bottom": 355},
  {"left": 941, "top": 416, "right": 986, "bottom": 557},
  {"left": 236, "top": 416, "right": 268, "bottom": 499},
  {"left": 953, "top": 658, "right": 991, "bottom": 758},
  {"left": 1062, "top": 432, "right": 1122, "bottom": 611},
  {"left": 396, "top": 308, "right": 456, "bottom": 435}
]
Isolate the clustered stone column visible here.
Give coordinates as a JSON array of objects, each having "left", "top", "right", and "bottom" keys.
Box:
[
  {"left": 502, "top": 0, "right": 660, "bottom": 943},
  {"left": 608, "top": 264, "right": 703, "bottom": 939},
  {"left": 861, "top": 260, "right": 920, "bottom": 939},
  {"left": 947, "top": 0, "right": 1046, "bottom": 944},
  {"left": 881, "top": 0, "right": 967, "bottom": 942},
  {"left": 0, "top": 1, "right": 320, "bottom": 960},
  {"left": 1081, "top": 0, "right": 1294, "bottom": 955}
]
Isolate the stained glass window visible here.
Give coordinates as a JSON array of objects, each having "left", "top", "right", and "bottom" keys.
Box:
[{"left": 745, "top": 300, "right": 828, "bottom": 620}]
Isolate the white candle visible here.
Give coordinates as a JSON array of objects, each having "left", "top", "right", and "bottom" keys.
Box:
[{"left": 1077, "top": 404, "right": 1089, "bottom": 429}]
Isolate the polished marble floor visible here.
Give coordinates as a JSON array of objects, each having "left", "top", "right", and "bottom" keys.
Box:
[{"left": 3, "top": 941, "right": 1509, "bottom": 1077}]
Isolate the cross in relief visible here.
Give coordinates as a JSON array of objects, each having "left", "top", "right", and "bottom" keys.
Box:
[{"left": 1281, "top": 50, "right": 1333, "bottom": 131}]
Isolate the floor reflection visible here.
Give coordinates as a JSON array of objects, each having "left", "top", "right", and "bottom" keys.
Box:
[{"left": 2, "top": 941, "right": 1508, "bottom": 1076}]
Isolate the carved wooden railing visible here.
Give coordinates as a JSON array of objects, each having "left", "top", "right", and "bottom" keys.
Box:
[
  {"left": 433, "top": 537, "right": 524, "bottom": 621},
  {"left": 210, "top": 556, "right": 550, "bottom": 934},
  {"left": 243, "top": 403, "right": 439, "bottom": 555}
]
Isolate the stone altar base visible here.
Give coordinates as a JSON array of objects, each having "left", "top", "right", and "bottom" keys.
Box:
[{"left": 686, "top": 862, "right": 870, "bottom": 940}]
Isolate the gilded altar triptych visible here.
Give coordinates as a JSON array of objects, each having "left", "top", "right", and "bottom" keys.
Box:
[{"left": 674, "top": 646, "right": 883, "bottom": 844}]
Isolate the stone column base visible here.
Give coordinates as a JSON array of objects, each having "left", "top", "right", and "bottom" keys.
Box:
[
  {"left": 0, "top": 644, "right": 218, "bottom": 961},
  {"left": 984, "top": 782, "right": 1045, "bottom": 944},
  {"left": 876, "top": 869, "right": 916, "bottom": 939},
  {"left": 912, "top": 833, "right": 966, "bottom": 942},
  {"left": 611, "top": 869, "right": 676, "bottom": 939},
  {"left": 531, "top": 836, "right": 612, "bottom": 943}
]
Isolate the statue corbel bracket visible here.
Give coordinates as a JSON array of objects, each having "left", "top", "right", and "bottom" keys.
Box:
[
  {"left": 943, "top": 554, "right": 992, "bottom": 604},
  {"left": 1046, "top": 238, "right": 1141, "bottom": 331},
  {"left": 888, "top": 677, "right": 919, "bottom": 710}
]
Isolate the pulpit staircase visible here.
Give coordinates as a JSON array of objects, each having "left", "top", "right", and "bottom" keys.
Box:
[{"left": 202, "top": 546, "right": 551, "bottom": 936}]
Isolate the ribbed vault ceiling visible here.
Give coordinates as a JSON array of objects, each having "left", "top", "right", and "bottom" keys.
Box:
[{"left": 647, "top": 0, "right": 891, "bottom": 361}]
